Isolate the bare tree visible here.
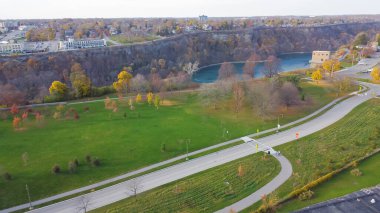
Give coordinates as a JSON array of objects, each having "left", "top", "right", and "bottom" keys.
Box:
[
  {"left": 247, "top": 81, "right": 280, "bottom": 117},
  {"left": 232, "top": 83, "right": 245, "bottom": 116},
  {"left": 0, "top": 84, "right": 26, "bottom": 106},
  {"left": 264, "top": 55, "right": 280, "bottom": 78},
  {"left": 128, "top": 178, "right": 143, "bottom": 198},
  {"left": 130, "top": 74, "right": 150, "bottom": 93},
  {"left": 77, "top": 195, "right": 90, "bottom": 213},
  {"left": 218, "top": 62, "right": 237, "bottom": 80},
  {"left": 242, "top": 61, "right": 255, "bottom": 79},
  {"left": 279, "top": 82, "right": 301, "bottom": 110},
  {"left": 199, "top": 79, "right": 233, "bottom": 110}
]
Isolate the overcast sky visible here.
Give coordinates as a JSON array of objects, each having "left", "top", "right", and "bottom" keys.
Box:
[{"left": 1, "top": 0, "right": 380, "bottom": 19}]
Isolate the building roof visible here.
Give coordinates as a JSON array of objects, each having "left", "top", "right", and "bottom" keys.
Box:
[{"left": 295, "top": 185, "right": 380, "bottom": 213}]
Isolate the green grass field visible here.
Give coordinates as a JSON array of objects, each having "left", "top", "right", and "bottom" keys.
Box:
[
  {"left": 93, "top": 154, "right": 280, "bottom": 213},
  {"left": 0, "top": 82, "right": 339, "bottom": 209},
  {"left": 92, "top": 91, "right": 380, "bottom": 213},
  {"left": 243, "top": 98, "right": 380, "bottom": 212},
  {"left": 277, "top": 152, "right": 380, "bottom": 212}
]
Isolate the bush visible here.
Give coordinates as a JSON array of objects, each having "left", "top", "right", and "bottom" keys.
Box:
[
  {"left": 92, "top": 158, "right": 101, "bottom": 167},
  {"left": 74, "top": 158, "right": 79, "bottom": 166},
  {"left": 51, "top": 164, "right": 61, "bottom": 174},
  {"left": 298, "top": 190, "right": 314, "bottom": 201},
  {"left": 85, "top": 155, "right": 92, "bottom": 163},
  {"left": 68, "top": 161, "right": 77, "bottom": 173},
  {"left": 350, "top": 168, "right": 362, "bottom": 176},
  {"left": 3, "top": 172, "right": 12, "bottom": 181},
  {"left": 91, "top": 86, "right": 115, "bottom": 97}
]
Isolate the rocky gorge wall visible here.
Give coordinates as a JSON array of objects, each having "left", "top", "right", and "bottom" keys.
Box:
[{"left": 1, "top": 22, "right": 380, "bottom": 100}]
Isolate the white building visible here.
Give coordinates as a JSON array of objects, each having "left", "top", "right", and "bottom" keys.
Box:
[
  {"left": 58, "top": 39, "right": 106, "bottom": 50},
  {"left": 0, "top": 43, "right": 24, "bottom": 54},
  {"left": 199, "top": 15, "right": 208, "bottom": 23}
]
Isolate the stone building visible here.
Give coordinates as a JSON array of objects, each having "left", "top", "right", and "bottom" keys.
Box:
[{"left": 310, "top": 51, "right": 331, "bottom": 68}]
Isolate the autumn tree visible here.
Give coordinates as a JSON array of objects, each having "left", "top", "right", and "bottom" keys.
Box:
[
  {"left": 218, "top": 62, "right": 237, "bottom": 80},
  {"left": 136, "top": 93, "right": 142, "bottom": 103},
  {"left": 353, "top": 32, "right": 369, "bottom": 47},
  {"left": 149, "top": 73, "right": 163, "bottom": 92},
  {"left": 113, "top": 70, "right": 133, "bottom": 94},
  {"left": 376, "top": 33, "right": 380, "bottom": 44},
  {"left": 232, "top": 83, "right": 244, "bottom": 116},
  {"left": 371, "top": 67, "right": 380, "bottom": 81},
  {"left": 322, "top": 59, "right": 341, "bottom": 77},
  {"left": 243, "top": 53, "right": 260, "bottom": 79},
  {"left": 279, "top": 82, "right": 301, "bottom": 110},
  {"left": 311, "top": 69, "right": 323, "bottom": 83},
  {"left": 238, "top": 164, "right": 244, "bottom": 177},
  {"left": 154, "top": 95, "right": 160, "bottom": 109},
  {"left": 10, "top": 104, "right": 19, "bottom": 115},
  {"left": 147, "top": 92, "right": 154, "bottom": 105},
  {"left": 13, "top": 117, "right": 21, "bottom": 129},
  {"left": 130, "top": 74, "right": 150, "bottom": 93},
  {"left": 242, "top": 61, "right": 255, "bottom": 79},
  {"left": 70, "top": 63, "right": 91, "bottom": 98},
  {"left": 0, "top": 84, "right": 26, "bottom": 106},
  {"left": 264, "top": 55, "right": 280, "bottom": 78},
  {"left": 49, "top": 81, "right": 68, "bottom": 100}
]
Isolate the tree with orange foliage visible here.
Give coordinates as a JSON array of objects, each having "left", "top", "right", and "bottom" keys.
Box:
[
  {"left": 13, "top": 117, "right": 21, "bottom": 129},
  {"left": 238, "top": 164, "right": 244, "bottom": 177},
  {"left": 10, "top": 104, "right": 19, "bottom": 115},
  {"left": 22, "top": 112, "right": 28, "bottom": 120}
]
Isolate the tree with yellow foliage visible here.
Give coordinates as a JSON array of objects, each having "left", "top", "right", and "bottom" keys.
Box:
[
  {"left": 70, "top": 63, "right": 91, "bottom": 98},
  {"left": 311, "top": 69, "right": 323, "bottom": 83},
  {"left": 371, "top": 67, "right": 380, "bottom": 81},
  {"left": 136, "top": 93, "right": 142, "bottom": 103},
  {"left": 113, "top": 70, "right": 133, "bottom": 94},
  {"left": 154, "top": 95, "right": 160, "bottom": 109},
  {"left": 49, "top": 81, "right": 68, "bottom": 100},
  {"left": 147, "top": 92, "right": 154, "bottom": 105},
  {"left": 322, "top": 60, "right": 341, "bottom": 77}
]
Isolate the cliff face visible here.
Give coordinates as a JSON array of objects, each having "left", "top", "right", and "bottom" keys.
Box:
[{"left": 1, "top": 22, "right": 380, "bottom": 99}]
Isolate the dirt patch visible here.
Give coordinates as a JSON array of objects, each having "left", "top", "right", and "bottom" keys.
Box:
[{"left": 161, "top": 100, "right": 178, "bottom": 106}]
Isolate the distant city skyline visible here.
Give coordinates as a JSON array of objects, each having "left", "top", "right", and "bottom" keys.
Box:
[{"left": 1, "top": 0, "right": 380, "bottom": 19}]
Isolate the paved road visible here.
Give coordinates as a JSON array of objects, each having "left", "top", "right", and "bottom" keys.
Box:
[
  {"left": 1, "top": 91, "right": 349, "bottom": 213},
  {"left": 11, "top": 83, "right": 378, "bottom": 213},
  {"left": 217, "top": 154, "right": 293, "bottom": 213}
]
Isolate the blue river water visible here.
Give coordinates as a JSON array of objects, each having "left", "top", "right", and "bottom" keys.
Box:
[{"left": 192, "top": 53, "right": 312, "bottom": 83}]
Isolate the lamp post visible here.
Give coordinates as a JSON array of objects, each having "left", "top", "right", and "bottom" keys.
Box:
[
  {"left": 276, "top": 114, "right": 283, "bottom": 133},
  {"left": 25, "top": 184, "right": 33, "bottom": 210},
  {"left": 186, "top": 139, "right": 191, "bottom": 161}
]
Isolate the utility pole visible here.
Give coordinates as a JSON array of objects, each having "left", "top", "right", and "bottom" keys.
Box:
[
  {"left": 186, "top": 139, "right": 191, "bottom": 160},
  {"left": 25, "top": 184, "right": 33, "bottom": 210}
]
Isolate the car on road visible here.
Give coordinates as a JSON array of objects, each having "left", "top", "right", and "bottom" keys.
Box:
[
  {"left": 358, "top": 61, "right": 368, "bottom": 65},
  {"left": 362, "top": 68, "right": 374, "bottom": 73}
]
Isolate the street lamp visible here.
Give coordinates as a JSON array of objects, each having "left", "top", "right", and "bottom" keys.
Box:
[
  {"left": 25, "top": 184, "right": 33, "bottom": 210},
  {"left": 185, "top": 139, "right": 191, "bottom": 161},
  {"left": 277, "top": 114, "right": 283, "bottom": 133}
]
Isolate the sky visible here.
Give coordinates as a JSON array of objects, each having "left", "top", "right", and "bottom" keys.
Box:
[{"left": 1, "top": 0, "right": 380, "bottom": 19}]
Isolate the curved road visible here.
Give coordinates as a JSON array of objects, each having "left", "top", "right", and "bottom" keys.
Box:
[
  {"left": 217, "top": 154, "right": 293, "bottom": 213},
  {"left": 15, "top": 83, "right": 379, "bottom": 213}
]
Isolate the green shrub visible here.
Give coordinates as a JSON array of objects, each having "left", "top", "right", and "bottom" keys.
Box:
[
  {"left": 350, "top": 168, "right": 362, "bottom": 176},
  {"left": 68, "top": 161, "right": 77, "bottom": 173},
  {"left": 92, "top": 158, "right": 101, "bottom": 167},
  {"left": 3, "top": 172, "right": 12, "bottom": 181},
  {"left": 51, "top": 164, "right": 61, "bottom": 174},
  {"left": 298, "top": 190, "right": 314, "bottom": 201}
]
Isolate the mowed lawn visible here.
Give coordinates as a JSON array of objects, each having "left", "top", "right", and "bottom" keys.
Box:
[
  {"left": 277, "top": 152, "right": 380, "bottom": 212},
  {"left": 0, "top": 82, "right": 339, "bottom": 209},
  {"left": 93, "top": 154, "right": 280, "bottom": 213},
  {"left": 243, "top": 99, "right": 380, "bottom": 212}
]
